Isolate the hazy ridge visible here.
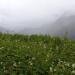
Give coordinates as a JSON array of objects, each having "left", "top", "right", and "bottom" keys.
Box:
[{"left": 0, "top": 12, "right": 75, "bottom": 39}]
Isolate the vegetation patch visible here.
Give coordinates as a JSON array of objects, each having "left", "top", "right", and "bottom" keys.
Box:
[{"left": 0, "top": 34, "right": 75, "bottom": 75}]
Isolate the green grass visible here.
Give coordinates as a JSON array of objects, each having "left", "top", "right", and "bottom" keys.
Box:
[{"left": 0, "top": 33, "right": 75, "bottom": 75}]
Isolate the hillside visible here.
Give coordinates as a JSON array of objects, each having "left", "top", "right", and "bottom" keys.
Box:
[
  {"left": 52, "top": 15, "right": 75, "bottom": 38},
  {"left": 40, "top": 13, "right": 75, "bottom": 38},
  {"left": 0, "top": 34, "right": 75, "bottom": 75}
]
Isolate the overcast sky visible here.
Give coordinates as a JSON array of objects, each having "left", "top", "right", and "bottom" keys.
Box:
[{"left": 0, "top": 0, "right": 75, "bottom": 30}]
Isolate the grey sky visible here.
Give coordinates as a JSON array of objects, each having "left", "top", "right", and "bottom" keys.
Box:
[{"left": 0, "top": 0, "right": 75, "bottom": 30}]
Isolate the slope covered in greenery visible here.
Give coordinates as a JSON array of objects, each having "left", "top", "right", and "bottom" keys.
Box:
[{"left": 0, "top": 34, "right": 75, "bottom": 75}]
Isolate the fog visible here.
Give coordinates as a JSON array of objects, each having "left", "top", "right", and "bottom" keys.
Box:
[{"left": 0, "top": 0, "right": 75, "bottom": 31}]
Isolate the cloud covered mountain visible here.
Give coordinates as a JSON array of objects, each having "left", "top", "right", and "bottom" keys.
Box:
[
  {"left": 50, "top": 14, "right": 75, "bottom": 38},
  {"left": 0, "top": 12, "right": 75, "bottom": 39},
  {"left": 17, "top": 12, "right": 75, "bottom": 39}
]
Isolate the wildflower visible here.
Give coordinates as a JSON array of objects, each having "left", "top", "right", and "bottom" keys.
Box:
[
  {"left": 32, "top": 57, "right": 36, "bottom": 60},
  {"left": 13, "top": 62, "right": 17, "bottom": 67},
  {"left": 0, "top": 62, "right": 3, "bottom": 64},
  {"left": 39, "top": 42, "right": 42, "bottom": 46},
  {"left": 54, "top": 69, "right": 56, "bottom": 72},
  {"left": 3, "top": 66, "right": 5, "bottom": 70},
  {"left": 49, "top": 67, "right": 53, "bottom": 72},
  {"left": 29, "top": 61, "right": 33, "bottom": 66},
  {"left": 0, "top": 47, "right": 4, "bottom": 49},
  {"left": 43, "top": 44, "right": 46, "bottom": 48},
  {"left": 64, "top": 62, "right": 70, "bottom": 67},
  {"left": 45, "top": 59, "right": 48, "bottom": 62},
  {"left": 56, "top": 46, "right": 59, "bottom": 50},
  {"left": 71, "top": 70, "right": 75, "bottom": 74},
  {"left": 72, "top": 63, "right": 75, "bottom": 69},
  {"left": 4, "top": 70, "right": 8, "bottom": 73},
  {"left": 50, "top": 47, "right": 52, "bottom": 50},
  {"left": 58, "top": 60, "right": 63, "bottom": 65},
  {"left": 18, "top": 62, "right": 21, "bottom": 64},
  {"left": 57, "top": 60, "right": 65, "bottom": 70},
  {"left": 47, "top": 54, "right": 49, "bottom": 57},
  {"left": 27, "top": 46, "right": 30, "bottom": 49}
]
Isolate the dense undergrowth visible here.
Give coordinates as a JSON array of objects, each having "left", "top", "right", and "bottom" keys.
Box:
[{"left": 0, "top": 33, "right": 75, "bottom": 75}]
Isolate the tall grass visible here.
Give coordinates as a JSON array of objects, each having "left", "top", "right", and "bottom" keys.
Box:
[{"left": 0, "top": 33, "right": 75, "bottom": 75}]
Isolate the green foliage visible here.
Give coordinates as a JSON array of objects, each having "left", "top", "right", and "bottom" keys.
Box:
[{"left": 0, "top": 33, "right": 75, "bottom": 75}]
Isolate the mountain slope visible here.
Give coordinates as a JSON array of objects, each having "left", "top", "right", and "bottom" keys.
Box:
[{"left": 53, "top": 15, "right": 75, "bottom": 38}]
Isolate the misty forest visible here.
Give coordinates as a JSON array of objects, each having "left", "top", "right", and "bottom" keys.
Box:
[{"left": 0, "top": 0, "right": 75, "bottom": 75}]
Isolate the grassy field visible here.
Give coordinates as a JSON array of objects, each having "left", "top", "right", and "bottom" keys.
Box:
[{"left": 0, "top": 33, "right": 75, "bottom": 75}]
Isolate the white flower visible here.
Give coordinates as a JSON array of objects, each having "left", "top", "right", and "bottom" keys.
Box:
[
  {"left": 49, "top": 67, "right": 53, "bottom": 72},
  {"left": 72, "top": 70, "right": 75, "bottom": 74},
  {"left": 47, "top": 54, "right": 49, "bottom": 57},
  {"left": 27, "top": 46, "right": 30, "bottom": 48},
  {"left": 56, "top": 46, "right": 59, "bottom": 50},
  {"left": 3, "top": 66, "right": 5, "bottom": 70},
  {"left": 18, "top": 62, "right": 21, "bottom": 64},
  {"left": 43, "top": 45, "right": 46, "bottom": 48},
  {"left": 54, "top": 69, "right": 56, "bottom": 72},
  {"left": 13, "top": 63, "right": 17, "bottom": 67},
  {"left": 64, "top": 62, "right": 70, "bottom": 67},
  {"left": 39, "top": 42, "right": 42, "bottom": 46},
  {"left": 72, "top": 63, "right": 75, "bottom": 68},
  {"left": 32, "top": 57, "right": 36, "bottom": 60},
  {"left": 0, "top": 47, "right": 4, "bottom": 49},
  {"left": 0, "top": 62, "right": 3, "bottom": 64},
  {"left": 29, "top": 61, "right": 33, "bottom": 66},
  {"left": 58, "top": 60, "right": 63, "bottom": 65},
  {"left": 4, "top": 70, "right": 8, "bottom": 73},
  {"left": 65, "top": 63, "right": 70, "bottom": 67}
]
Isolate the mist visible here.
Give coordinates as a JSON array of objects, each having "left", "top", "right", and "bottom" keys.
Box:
[{"left": 0, "top": 0, "right": 75, "bottom": 37}]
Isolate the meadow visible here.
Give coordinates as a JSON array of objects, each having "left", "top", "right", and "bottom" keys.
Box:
[{"left": 0, "top": 33, "right": 75, "bottom": 75}]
